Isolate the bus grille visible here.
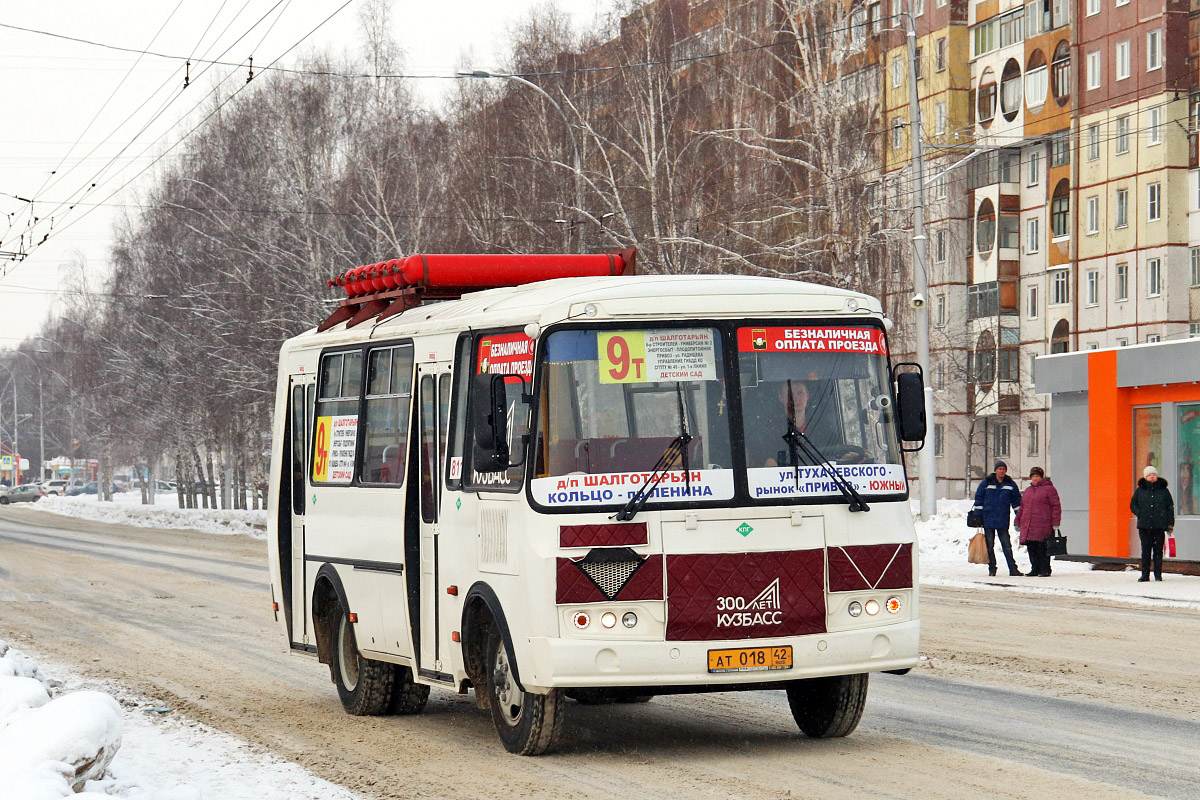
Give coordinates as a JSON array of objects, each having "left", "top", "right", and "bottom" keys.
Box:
[{"left": 578, "top": 558, "right": 641, "bottom": 600}]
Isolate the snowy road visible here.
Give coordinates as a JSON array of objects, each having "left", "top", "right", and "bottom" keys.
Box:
[{"left": 2, "top": 505, "right": 1198, "bottom": 799}]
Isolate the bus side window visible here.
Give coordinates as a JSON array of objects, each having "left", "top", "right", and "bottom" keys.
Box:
[
  {"left": 360, "top": 344, "right": 414, "bottom": 485},
  {"left": 312, "top": 350, "right": 363, "bottom": 484},
  {"left": 445, "top": 335, "right": 472, "bottom": 490}
]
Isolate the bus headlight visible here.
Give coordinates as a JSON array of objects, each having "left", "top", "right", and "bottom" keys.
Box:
[
  {"left": 865, "top": 599, "right": 880, "bottom": 616},
  {"left": 601, "top": 612, "right": 617, "bottom": 629},
  {"left": 622, "top": 612, "right": 638, "bottom": 628},
  {"left": 886, "top": 597, "right": 902, "bottom": 614},
  {"left": 847, "top": 601, "right": 863, "bottom": 617}
]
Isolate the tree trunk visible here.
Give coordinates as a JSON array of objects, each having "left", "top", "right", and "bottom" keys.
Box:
[{"left": 192, "top": 445, "right": 208, "bottom": 509}]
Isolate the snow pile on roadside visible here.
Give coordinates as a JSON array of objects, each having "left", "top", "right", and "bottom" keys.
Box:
[
  {"left": 0, "top": 641, "right": 363, "bottom": 800},
  {"left": 32, "top": 494, "right": 267, "bottom": 538},
  {"left": 0, "top": 641, "right": 122, "bottom": 799},
  {"left": 910, "top": 496, "right": 977, "bottom": 566}
]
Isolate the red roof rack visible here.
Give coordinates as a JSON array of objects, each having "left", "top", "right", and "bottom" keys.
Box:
[{"left": 317, "top": 249, "right": 636, "bottom": 332}]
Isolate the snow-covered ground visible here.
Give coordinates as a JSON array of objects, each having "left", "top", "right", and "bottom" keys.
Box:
[
  {"left": 0, "top": 642, "right": 362, "bottom": 800},
  {"left": 31, "top": 492, "right": 267, "bottom": 538}
]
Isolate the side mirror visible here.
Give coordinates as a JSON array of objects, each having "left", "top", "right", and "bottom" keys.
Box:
[
  {"left": 893, "top": 366, "right": 927, "bottom": 448},
  {"left": 471, "top": 373, "right": 511, "bottom": 472}
]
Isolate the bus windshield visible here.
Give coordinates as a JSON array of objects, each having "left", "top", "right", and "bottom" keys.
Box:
[
  {"left": 736, "top": 324, "right": 905, "bottom": 500},
  {"left": 531, "top": 327, "right": 735, "bottom": 509}
]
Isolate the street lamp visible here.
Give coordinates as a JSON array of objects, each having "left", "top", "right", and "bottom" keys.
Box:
[
  {"left": 8, "top": 350, "right": 45, "bottom": 483},
  {"left": 457, "top": 69, "right": 585, "bottom": 251},
  {"left": 0, "top": 362, "right": 19, "bottom": 484}
]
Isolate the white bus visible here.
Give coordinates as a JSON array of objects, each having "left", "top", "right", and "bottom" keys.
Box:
[{"left": 267, "top": 251, "right": 927, "bottom": 755}]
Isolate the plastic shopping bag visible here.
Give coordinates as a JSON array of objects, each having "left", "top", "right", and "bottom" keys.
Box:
[
  {"left": 1165, "top": 534, "right": 1177, "bottom": 558},
  {"left": 968, "top": 532, "right": 989, "bottom": 564}
]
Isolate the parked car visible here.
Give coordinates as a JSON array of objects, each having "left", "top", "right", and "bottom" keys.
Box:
[
  {"left": 155, "top": 480, "right": 177, "bottom": 492},
  {"left": 40, "top": 479, "right": 70, "bottom": 496},
  {"left": 0, "top": 483, "right": 46, "bottom": 504},
  {"left": 65, "top": 481, "right": 120, "bottom": 496}
]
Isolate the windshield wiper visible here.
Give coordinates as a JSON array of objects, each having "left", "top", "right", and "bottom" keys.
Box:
[
  {"left": 781, "top": 379, "right": 869, "bottom": 513},
  {"left": 614, "top": 384, "right": 693, "bottom": 521}
]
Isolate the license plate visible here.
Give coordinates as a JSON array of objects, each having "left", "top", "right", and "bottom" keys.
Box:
[{"left": 707, "top": 645, "right": 793, "bottom": 673}]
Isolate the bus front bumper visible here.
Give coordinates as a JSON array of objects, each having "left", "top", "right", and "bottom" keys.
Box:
[{"left": 521, "top": 619, "right": 919, "bottom": 690}]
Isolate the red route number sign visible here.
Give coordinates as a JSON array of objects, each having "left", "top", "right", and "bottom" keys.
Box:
[{"left": 737, "top": 326, "right": 888, "bottom": 356}]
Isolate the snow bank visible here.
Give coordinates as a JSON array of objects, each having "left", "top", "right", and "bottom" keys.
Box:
[
  {"left": 0, "top": 641, "right": 364, "bottom": 800},
  {"left": 31, "top": 493, "right": 267, "bottom": 538},
  {"left": 0, "top": 642, "right": 121, "bottom": 797}
]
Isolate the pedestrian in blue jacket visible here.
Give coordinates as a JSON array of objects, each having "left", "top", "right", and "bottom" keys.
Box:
[{"left": 972, "top": 460, "right": 1022, "bottom": 576}]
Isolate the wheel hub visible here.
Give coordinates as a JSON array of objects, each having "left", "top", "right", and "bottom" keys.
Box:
[
  {"left": 337, "top": 615, "right": 360, "bottom": 691},
  {"left": 493, "top": 643, "right": 523, "bottom": 725}
]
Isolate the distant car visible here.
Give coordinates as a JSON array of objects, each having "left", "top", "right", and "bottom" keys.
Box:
[
  {"left": 40, "top": 479, "right": 70, "bottom": 496},
  {"left": 155, "top": 479, "right": 177, "bottom": 492},
  {"left": 0, "top": 483, "right": 46, "bottom": 504},
  {"left": 65, "top": 481, "right": 122, "bottom": 496}
]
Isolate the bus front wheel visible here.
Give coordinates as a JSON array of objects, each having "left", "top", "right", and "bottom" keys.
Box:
[
  {"left": 785, "top": 673, "right": 868, "bottom": 738},
  {"left": 332, "top": 601, "right": 393, "bottom": 716},
  {"left": 485, "top": 625, "right": 564, "bottom": 755}
]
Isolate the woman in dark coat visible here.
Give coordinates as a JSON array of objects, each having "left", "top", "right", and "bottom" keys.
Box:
[
  {"left": 1014, "top": 467, "right": 1061, "bottom": 577},
  {"left": 1130, "top": 465, "right": 1174, "bottom": 582}
]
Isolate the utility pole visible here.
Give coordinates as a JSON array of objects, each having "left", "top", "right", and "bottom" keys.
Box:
[{"left": 905, "top": 10, "right": 937, "bottom": 520}]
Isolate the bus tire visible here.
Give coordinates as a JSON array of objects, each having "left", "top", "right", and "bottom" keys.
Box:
[
  {"left": 387, "top": 665, "right": 430, "bottom": 715},
  {"left": 785, "top": 673, "right": 869, "bottom": 738},
  {"left": 332, "top": 601, "right": 393, "bottom": 716},
  {"left": 485, "top": 625, "right": 564, "bottom": 755}
]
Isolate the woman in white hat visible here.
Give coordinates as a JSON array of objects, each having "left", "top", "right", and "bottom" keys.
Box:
[{"left": 1129, "top": 465, "right": 1174, "bottom": 581}]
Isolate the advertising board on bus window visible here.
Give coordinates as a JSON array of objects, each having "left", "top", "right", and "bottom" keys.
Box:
[{"left": 464, "top": 331, "right": 535, "bottom": 491}]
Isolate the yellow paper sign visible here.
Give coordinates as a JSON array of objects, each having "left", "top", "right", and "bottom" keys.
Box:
[
  {"left": 312, "top": 415, "right": 332, "bottom": 481},
  {"left": 598, "top": 331, "right": 648, "bottom": 383}
]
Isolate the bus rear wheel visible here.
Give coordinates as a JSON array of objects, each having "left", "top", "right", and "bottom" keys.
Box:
[
  {"left": 485, "top": 626, "right": 564, "bottom": 755},
  {"left": 387, "top": 665, "right": 430, "bottom": 715},
  {"left": 785, "top": 673, "right": 869, "bottom": 738},
  {"left": 332, "top": 602, "right": 393, "bottom": 716}
]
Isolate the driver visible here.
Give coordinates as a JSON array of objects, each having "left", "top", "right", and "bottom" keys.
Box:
[{"left": 744, "top": 379, "right": 860, "bottom": 467}]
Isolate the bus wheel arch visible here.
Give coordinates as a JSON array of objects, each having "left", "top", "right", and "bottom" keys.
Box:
[
  {"left": 310, "top": 565, "right": 348, "bottom": 671},
  {"left": 461, "top": 582, "right": 517, "bottom": 696}
]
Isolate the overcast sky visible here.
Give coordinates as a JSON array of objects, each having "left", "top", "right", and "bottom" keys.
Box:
[{"left": 0, "top": 0, "right": 603, "bottom": 345}]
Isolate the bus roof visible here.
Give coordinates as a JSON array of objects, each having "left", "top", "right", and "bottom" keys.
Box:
[{"left": 289, "top": 274, "right": 884, "bottom": 348}]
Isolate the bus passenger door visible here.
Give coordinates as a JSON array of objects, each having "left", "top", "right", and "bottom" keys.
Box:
[
  {"left": 416, "top": 363, "right": 451, "bottom": 678},
  {"left": 287, "top": 374, "right": 315, "bottom": 647}
]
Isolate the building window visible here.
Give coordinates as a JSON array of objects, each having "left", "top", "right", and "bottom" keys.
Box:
[
  {"left": 1190, "top": 323, "right": 1200, "bottom": 337},
  {"left": 1086, "top": 51, "right": 1101, "bottom": 90},
  {"left": 1051, "top": 132, "right": 1070, "bottom": 167},
  {"left": 1028, "top": 149, "right": 1040, "bottom": 185},
  {"left": 1115, "top": 115, "right": 1130, "bottom": 153},
  {"left": 994, "top": 422, "right": 1011, "bottom": 458},
  {"left": 1087, "top": 124, "right": 1101, "bottom": 160},
  {"left": 1148, "top": 106, "right": 1162, "bottom": 145},
  {"left": 914, "top": 47, "right": 924, "bottom": 80},
  {"left": 1148, "top": 182, "right": 1162, "bottom": 221},
  {"left": 1027, "top": 217, "right": 1040, "bottom": 253},
  {"left": 1116, "top": 187, "right": 1129, "bottom": 227},
  {"left": 1117, "top": 337, "right": 1129, "bottom": 347},
  {"left": 936, "top": 293, "right": 946, "bottom": 326},
  {"left": 935, "top": 102, "right": 947, "bottom": 135},
  {"left": 1050, "top": 269, "right": 1069, "bottom": 305},
  {"left": 935, "top": 229, "right": 947, "bottom": 263},
  {"left": 892, "top": 118, "right": 904, "bottom": 149},
  {"left": 1191, "top": 246, "right": 1200, "bottom": 286},
  {"left": 1025, "top": 61, "right": 1048, "bottom": 112},
  {"left": 977, "top": 198, "right": 996, "bottom": 253},
  {"left": 1028, "top": 285, "right": 1039, "bottom": 318},
  {"left": 1147, "top": 334, "right": 1161, "bottom": 343},
  {"left": 1116, "top": 40, "right": 1130, "bottom": 80},
  {"left": 1051, "top": 41, "right": 1070, "bottom": 106},
  {"left": 1086, "top": 195, "right": 1099, "bottom": 234},
  {"left": 1148, "top": 257, "right": 1162, "bottom": 296},
  {"left": 1147, "top": 30, "right": 1162, "bottom": 71},
  {"left": 1028, "top": 421, "right": 1040, "bottom": 456},
  {"left": 1086, "top": 0, "right": 1100, "bottom": 13},
  {"left": 934, "top": 423, "right": 944, "bottom": 457},
  {"left": 1051, "top": 180, "right": 1070, "bottom": 238},
  {"left": 1087, "top": 342, "right": 1099, "bottom": 350},
  {"left": 1116, "top": 262, "right": 1129, "bottom": 300},
  {"left": 914, "top": 0, "right": 925, "bottom": 16},
  {"left": 1087, "top": 269, "right": 1099, "bottom": 305},
  {"left": 936, "top": 37, "right": 946, "bottom": 71},
  {"left": 933, "top": 172, "right": 947, "bottom": 199},
  {"left": 1116, "top": 0, "right": 1129, "bottom": 6},
  {"left": 936, "top": 359, "right": 946, "bottom": 388},
  {"left": 892, "top": 57, "right": 903, "bottom": 88},
  {"left": 999, "top": 348, "right": 1019, "bottom": 382},
  {"left": 999, "top": 215, "right": 1020, "bottom": 250}
]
